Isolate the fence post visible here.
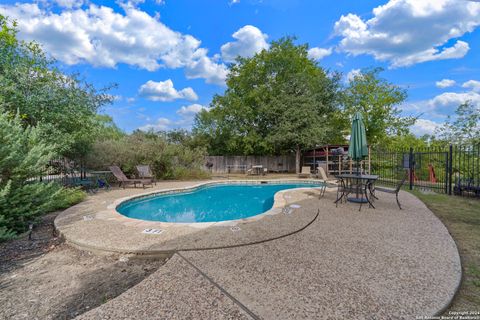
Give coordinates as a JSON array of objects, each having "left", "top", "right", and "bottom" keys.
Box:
[
  {"left": 448, "top": 144, "right": 453, "bottom": 195},
  {"left": 409, "top": 147, "right": 414, "bottom": 190}
]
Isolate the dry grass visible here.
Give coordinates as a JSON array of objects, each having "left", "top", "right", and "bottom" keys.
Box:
[{"left": 411, "top": 190, "right": 480, "bottom": 312}]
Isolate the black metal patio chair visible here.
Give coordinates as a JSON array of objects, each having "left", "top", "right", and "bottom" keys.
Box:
[{"left": 373, "top": 171, "right": 408, "bottom": 209}]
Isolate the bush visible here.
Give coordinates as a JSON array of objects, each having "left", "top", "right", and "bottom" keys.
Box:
[
  {"left": 0, "top": 112, "right": 85, "bottom": 241},
  {"left": 85, "top": 131, "right": 210, "bottom": 180}
]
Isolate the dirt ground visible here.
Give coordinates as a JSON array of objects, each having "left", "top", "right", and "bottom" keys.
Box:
[{"left": 0, "top": 212, "right": 165, "bottom": 320}]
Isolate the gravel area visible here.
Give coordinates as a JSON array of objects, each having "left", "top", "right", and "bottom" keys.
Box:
[{"left": 0, "top": 213, "right": 163, "bottom": 320}]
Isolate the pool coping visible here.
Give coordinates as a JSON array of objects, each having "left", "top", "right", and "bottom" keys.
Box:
[{"left": 55, "top": 179, "right": 330, "bottom": 257}]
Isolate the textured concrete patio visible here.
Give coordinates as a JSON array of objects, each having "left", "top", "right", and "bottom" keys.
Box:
[{"left": 60, "top": 181, "right": 461, "bottom": 319}]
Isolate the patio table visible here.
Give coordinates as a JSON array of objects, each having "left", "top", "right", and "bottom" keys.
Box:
[
  {"left": 251, "top": 165, "right": 263, "bottom": 175},
  {"left": 335, "top": 173, "right": 379, "bottom": 210}
]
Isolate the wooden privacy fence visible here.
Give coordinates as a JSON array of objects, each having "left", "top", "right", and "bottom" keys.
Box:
[{"left": 205, "top": 155, "right": 296, "bottom": 173}]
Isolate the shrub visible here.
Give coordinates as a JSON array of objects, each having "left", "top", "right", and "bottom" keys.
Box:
[
  {"left": 85, "top": 131, "right": 210, "bottom": 180},
  {"left": 0, "top": 112, "right": 85, "bottom": 241}
]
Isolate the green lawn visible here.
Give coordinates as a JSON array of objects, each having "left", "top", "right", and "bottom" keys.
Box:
[{"left": 411, "top": 190, "right": 480, "bottom": 311}]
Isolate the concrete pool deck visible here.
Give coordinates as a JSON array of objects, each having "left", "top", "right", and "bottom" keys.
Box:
[{"left": 56, "top": 180, "right": 461, "bottom": 319}]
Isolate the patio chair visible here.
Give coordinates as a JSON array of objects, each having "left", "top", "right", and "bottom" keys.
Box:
[
  {"left": 109, "top": 166, "right": 152, "bottom": 189},
  {"left": 316, "top": 166, "right": 336, "bottom": 197},
  {"left": 298, "top": 166, "right": 311, "bottom": 178},
  {"left": 136, "top": 165, "right": 157, "bottom": 185},
  {"left": 373, "top": 171, "right": 408, "bottom": 209}
]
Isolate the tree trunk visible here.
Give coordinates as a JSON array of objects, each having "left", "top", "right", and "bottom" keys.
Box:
[{"left": 295, "top": 145, "right": 301, "bottom": 174}]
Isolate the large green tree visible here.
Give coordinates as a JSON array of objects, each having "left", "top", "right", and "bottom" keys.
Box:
[
  {"left": 0, "top": 15, "right": 113, "bottom": 158},
  {"left": 342, "top": 67, "right": 415, "bottom": 146},
  {"left": 194, "top": 37, "right": 341, "bottom": 172},
  {"left": 435, "top": 102, "right": 480, "bottom": 145}
]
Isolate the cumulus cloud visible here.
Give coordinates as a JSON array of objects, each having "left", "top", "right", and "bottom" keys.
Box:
[
  {"left": 221, "top": 25, "right": 269, "bottom": 63},
  {"left": 138, "top": 79, "right": 198, "bottom": 102},
  {"left": 346, "top": 69, "right": 361, "bottom": 82},
  {"left": 462, "top": 80, "right": 480, "bottom": 92},
  {"left": 53, "top": 0, "right": 84, "bottom": 8},
  {"left": 307, "top": 47, "right": 332, "bottom": 60},
  {"left": 410, "top": 119, "right": 440, "bottom": 136},
  {"left": 403, "top": 89, "right": 480, "bottom": 121},
  {"left": 139, "top": 103, "right": 208, "bottom": 131},
  {"left": 176, "top": 103, "right": 209, "bottom": 126},
  {"left": 0, "top": 2, "right": 228, "bottom": 85},
  {"left": 429, "top": 91, "right": 480, "bottom": 110},
  {"left": 177, "top": 103, "right": 208, "bottom": 116},
  {"left": 436, "top": 79, "right": 456, "bottom": 88},
  {"left": 333, "top": 0, "right": 480, "bottom": 67},
  {"left": 138, "top": 117, "right": 172, "bottom": 131}
]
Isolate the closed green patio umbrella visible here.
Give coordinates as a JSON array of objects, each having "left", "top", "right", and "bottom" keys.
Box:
[{"left": 348, "top": 111, "right": 368, "bottom": 172}]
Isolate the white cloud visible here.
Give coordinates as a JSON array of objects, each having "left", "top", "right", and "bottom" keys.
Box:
[
  {"left": 334, "top": 0, "right": 480, "bottom": 67},
  {"left": 429, "top": 91, "right": 480, "bottom": 110},
  {"left": 462, "top": 80, "right": 480, "bottom": 92},
  {"left": 402, "top": 90, "right": 480, "bottom": 121},
  {"left": 138, "top": 117, "right": 172, "bottom": 131},
  {"left": 221, "top": 25, "right": 269, "bottom": 63},
  {"left": 139, "top": 104, "right": 208, "bottom": 131},
  {"left": 0, "top": 2, "right": 228, "bottom": 85},
  {"left": 53, "top": 0, "right": 84, "bottom": 8},
  {"left": 410, "top": 119, "right": 440, "bottom": 136},
  {"left": 185, "top": 55, "right": 229, "bottom": 85},
  {"left": 307, "top": 47, "right": 332, "bottom": 60},
  {"left": 230, "top": 0, "right": 240, "bottom": 4},
  {"left": 436, "top": 79, "right": 456, "bottom": 88},
  {"left": 176, "top": 103, "right": 209, "bottom": 126},
  {"left": 177, "top": 103, "right": 208, "bottom": 116},
  {"left": 346, "top": 69, "right": 361, "bottom": 82},
  {"left": 138, "top": 79, "right": 198, "bottom": 102}
]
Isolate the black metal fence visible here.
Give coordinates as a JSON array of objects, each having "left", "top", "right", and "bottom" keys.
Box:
[
  {"left": 370, "top": 144, "right": 480, "bottom": 197},
  {"left": 31, "top": 158, "right": 88, "bottom": 185}
]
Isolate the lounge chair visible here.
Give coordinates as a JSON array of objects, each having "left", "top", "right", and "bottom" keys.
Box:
[
  {"left": 136, "top": 165, "right": 156, "bottom": 185},
  {"left": 298, "top": 166, "right": 311, "bottom": 178},
  {"left": 374, "top": 171, "right": 408, "bottom": 209},
  {"left": 109, "top": 166, "right": 152, "bottom": 189}
]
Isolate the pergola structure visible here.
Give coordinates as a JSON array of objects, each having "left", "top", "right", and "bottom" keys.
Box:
[{"left": 302, "top": 144, "right": 371, "bottom": 176}]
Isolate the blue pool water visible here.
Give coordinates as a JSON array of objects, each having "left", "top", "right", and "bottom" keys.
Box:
[{"left": 117, "top": 182, "right": 323, "bottom": 223}]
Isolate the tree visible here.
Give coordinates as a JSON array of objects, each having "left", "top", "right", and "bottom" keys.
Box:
[
  {"left": 435, "top": 102, "right": 480, "bottom": 145},
  {"left": 193, "top": 37, "right": 342, "bottom": 172},
  {"left": 342, "top": 67, "right": 415, "bottom": 146},
  {"left": 0, "top": 112, "right": 85, "bottom": 241},
  {"left": 0, "top": 14, "right": 114, "bottom": 158}
]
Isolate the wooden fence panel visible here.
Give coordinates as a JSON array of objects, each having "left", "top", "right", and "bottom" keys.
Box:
[{"left": 205, "top": 155, "right": 295, "bottom": 173}]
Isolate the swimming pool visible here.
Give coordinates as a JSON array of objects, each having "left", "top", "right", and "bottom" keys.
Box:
[{"left": 116, "top": 182, "right": 324, "bottom": 223}]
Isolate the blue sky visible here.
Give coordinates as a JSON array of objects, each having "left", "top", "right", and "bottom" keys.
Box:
[{"left": 1, "top": 0, "right": 479, "bottom": 136}]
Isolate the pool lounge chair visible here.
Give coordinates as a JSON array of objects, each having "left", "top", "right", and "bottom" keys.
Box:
[
  {"left": 136, "top": 165, "right": 157, "bottom": 185},
  {"left": 298, "top": 166, "right": 311, "bottom": 178},
  {"left": 109, "top": 166, "right": 152, "bottom": 189}
]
